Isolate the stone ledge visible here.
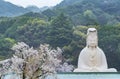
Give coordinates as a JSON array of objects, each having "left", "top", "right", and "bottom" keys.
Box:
[{"left": 57, "top": 72, "right": 120, "bottom": 79}]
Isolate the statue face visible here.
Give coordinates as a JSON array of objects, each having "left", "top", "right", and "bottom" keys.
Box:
[{"left": 87, "top": 31, "right": 98, "bottom": 47}]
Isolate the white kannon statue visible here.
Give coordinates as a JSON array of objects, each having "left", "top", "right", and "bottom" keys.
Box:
[{"left": 74, "top": 28, "right": 117, "bottom": 72}]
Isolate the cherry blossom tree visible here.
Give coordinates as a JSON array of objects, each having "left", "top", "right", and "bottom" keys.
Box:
[{"left": 0, "top": 42, "right": 74, "bottom": 79}]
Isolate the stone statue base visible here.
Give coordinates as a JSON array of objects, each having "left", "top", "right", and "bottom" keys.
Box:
[{"left": 74, "top": 68, "right": 117, "bottom": 72}]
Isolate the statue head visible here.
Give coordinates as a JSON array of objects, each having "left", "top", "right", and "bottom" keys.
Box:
[{"left": 86, "top": 28, "right": 98, "bottom": 48}]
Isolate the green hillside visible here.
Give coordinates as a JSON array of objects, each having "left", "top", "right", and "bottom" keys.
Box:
[
  {"left": 43, "top": 0, "right": 120, "bottom": 26},
  {"left": 0, "top": 0, "right": 29, "bottom": 16}
]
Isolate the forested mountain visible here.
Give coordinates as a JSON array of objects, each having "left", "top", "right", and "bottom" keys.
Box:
[
  {"left": 25, "top": 6, "right": 50, "bottom": 13},
  {"left": 0, "top": 0, "right": 51, "bottom": 17},
  {"left": 43, "top": 0, "right": 120, "bottom": 26},
  {"left": 0, "top": 0, "right": 120, "bottom": 71},
  {"left": 26, "top": 6, "right": 41, "bottom": 13},
  {"left": 0, "top": 0, "right": 29, "bottom": 16}
]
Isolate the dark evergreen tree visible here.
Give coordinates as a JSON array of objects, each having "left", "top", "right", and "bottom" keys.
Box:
[{"left": 47, "top": 13, "right": 73, "bottom": 47}]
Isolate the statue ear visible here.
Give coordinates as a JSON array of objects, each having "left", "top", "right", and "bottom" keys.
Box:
[
  {"left": 88, "top": 45, "right": 89, "bottom": 48},
  {"left": 95, "top": 46, "right": 97, "bottom": 48}
]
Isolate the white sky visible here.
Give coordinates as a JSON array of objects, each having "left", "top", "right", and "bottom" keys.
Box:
[{"left": 4, "top": 0, "right": 63, "bottom": 8}]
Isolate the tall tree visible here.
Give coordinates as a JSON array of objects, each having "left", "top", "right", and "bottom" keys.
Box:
[
  {"left": 83, "top": 10, "right": 98, "bottom": 25},
  {"left": 47, "top": 13, "right": 73, "bottom": 47}
]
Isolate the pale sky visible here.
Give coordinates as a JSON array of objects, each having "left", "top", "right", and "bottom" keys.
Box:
[{"left": 4, "top": 0, "right": 63, "bottom": 8}]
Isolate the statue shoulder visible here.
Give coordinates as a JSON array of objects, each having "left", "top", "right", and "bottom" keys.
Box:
[
  {"left": 80, "top": 47, "right": 88, "bottom": 53},
  {"left": 97, "top": 47, "right": 105, "bottom": 56},
  {"left": 97, "top": 47, "right": 105, "bottom": 54}
]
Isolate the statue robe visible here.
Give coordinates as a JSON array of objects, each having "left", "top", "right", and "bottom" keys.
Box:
[{"left": 74, "top": 47, "right": 117, "bottom": 72}]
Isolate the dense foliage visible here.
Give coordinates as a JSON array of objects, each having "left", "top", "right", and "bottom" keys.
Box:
[
  {"left": 46, "top": 13, "right": 73, "bottom": 47},
  {"left": 43, "top": 0, "right": 120, "bottom": 26}
]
